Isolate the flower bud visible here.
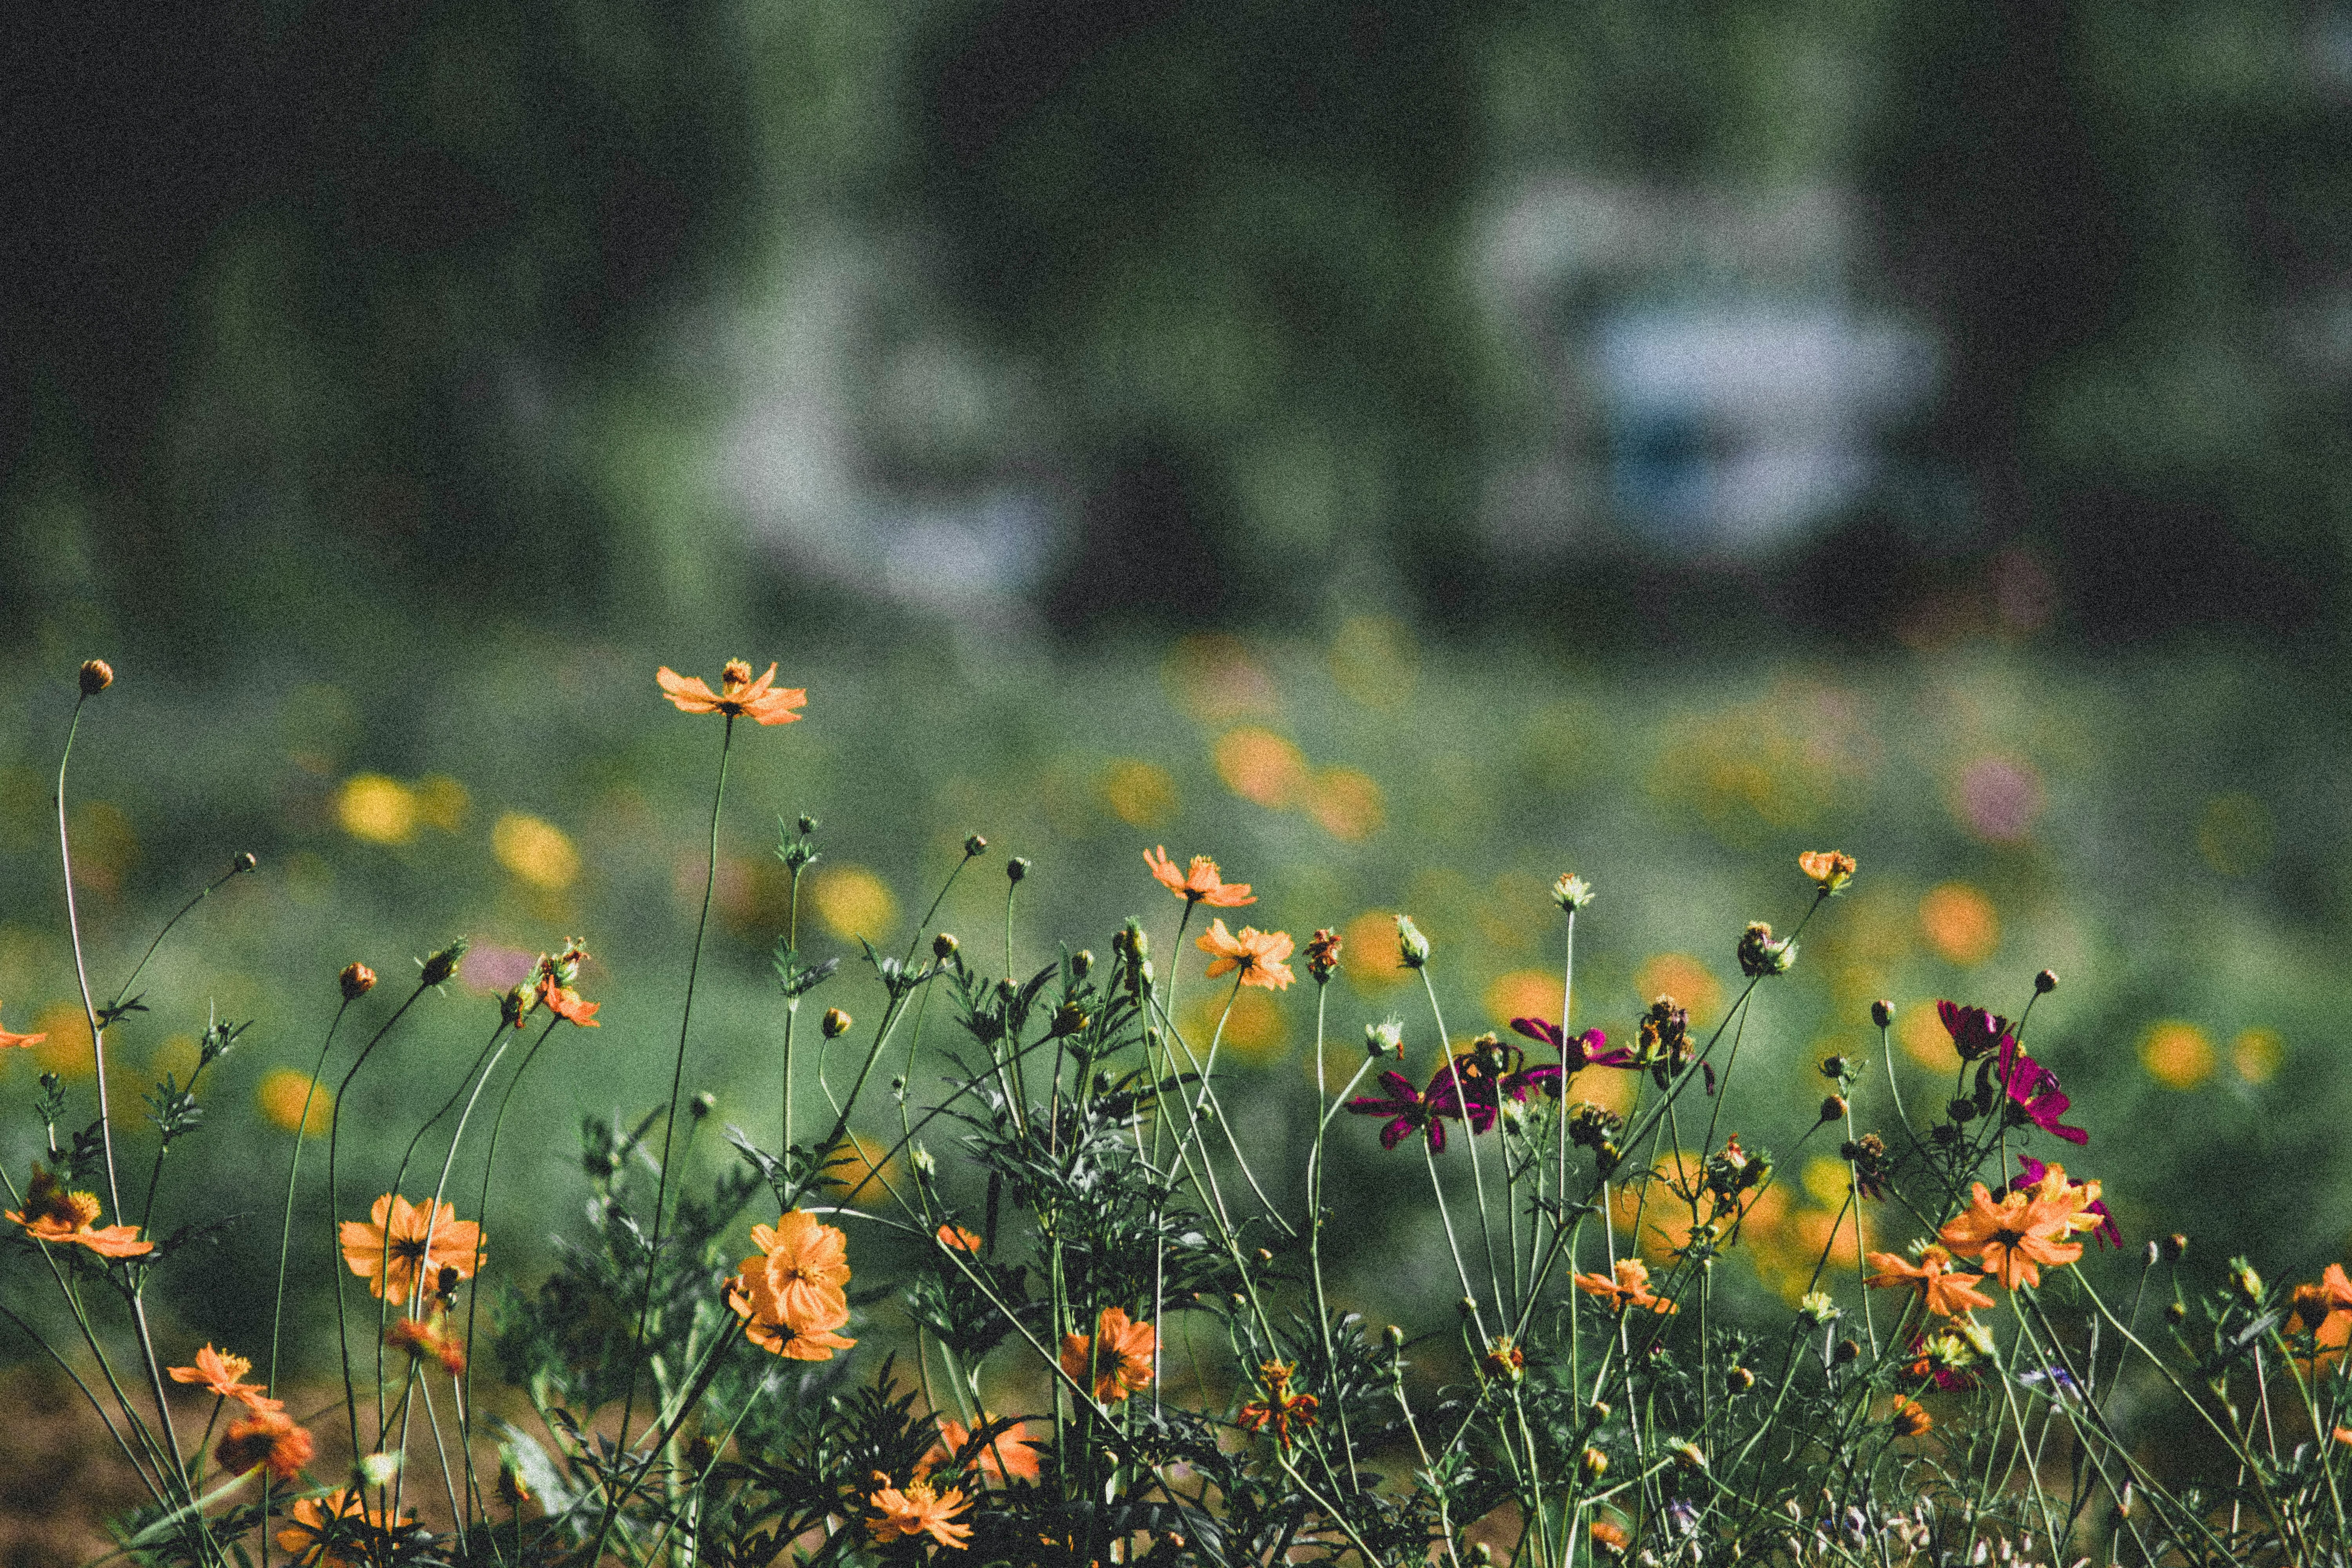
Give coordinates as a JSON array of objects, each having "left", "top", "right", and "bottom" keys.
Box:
[
  {"left": 1870, "top": 998, "right": 1894, "bottom": 1028},
  {"left": 1005, "top": 856, "right": 1029, "bottom": 883},
  {"left": 911, "top": 1144, "right": 936, "bottom": 1178},
  {"left": 797, "top": 814, "right": 818, "bottom": 835},
  {"left": 1071, "top": 949, "right": 1093, "bottom": 978},
  {"left": 1365, "top": 1019, "right": 1403, "bottom": 1058},
  {"left": 2165, "top": 1301, "right": 2187, "bottom": 1324},
  {"left": 1384, "top": 1324, "right": 1405, "bottom": 1349},
  {"left": 1947, "top": 1097, "right": 1977, "bottom": 1122},
  {"left": 1737, "top": 921, "right": 1795, "bottom": 978},
  {"left": 821, "top": 1007, "right": 853, "bottom": 1039},
  {"left": 339, "top": 962, "right": 377, "bottom": 1001},
  {"left": 1820, "top": 1095, "right": 1847, "bottom": 1123},
  {"left": 78, "top": 659, "right": 113, "bottom": 696},
  {"left": 1727, "top": 1365, "right": 1755, "bottom": 1392},
  {"left": 2034, "top": 967, "right": 2059, "bottom": 994},
  {"left": 963, "top": 833, "right": 988, "bottom": 857},
  {"left": 690, "top": 1091, "right": 717, "bottom": 1120},
  {"left": 501, "top": 985, "right": 534, "bottom": 1027},
  {"left": 933, "top": 932, "right": 959, "bottom": 960},
  {"left": 1670, "top": 1440, "right": 1707, "bottom": 1472},
  {"left": 1589, "top": 1400, "right": 1610, "bottom": 1423},
  {"left": 232, "top": 851, "right": 258, "bottom": 874},
  {"left": 1819, "top": 1055, "right": 1848, "bottom": 1080},
  {"left": 2162, "top": 1232, "right": 2188, "bottom": 1262},
  {"left": 2231, "top": 1259, "right": 2263, "bottom": 1303},
  {"left": 1457, "top": 1296, "right": 1478, "bottom": 1318},
  {"left": 1832, "top": 1338, "right": 1860, "bottom": 1366},
  {"left": 1579, "top": 1445, "right": 1609, "bottom": 1479},
  {"left": 1395, "top": 915, "right": 1431, "bottom": 969},
  {"left": 419, "top": 937, "right": 469, "bottom": 988},
  {"left": 1552, "top": 873, "right": 1595, "bottom": 911}
]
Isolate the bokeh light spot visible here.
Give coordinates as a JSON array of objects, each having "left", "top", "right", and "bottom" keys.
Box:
[
  {"left": 1339, "top": 910, "right": 1410, "bottom": 992},
  {"left": 31, "top": 1003, "right": 93, "bottom": 1078},
  {"left": 1328, "top": 616, "right": 1420, "bottom": 709},
  {"left": 2138, "top": 1020, "right": 2215, "bottom": 1091},
  {"left": 1918, "top": 884, "right": 1999, "bottom": 967},
  {"left": 1184, "top": 988, "right": 1288, "bottom": 1062},
  {"left": 1896, "top": 1002, "right": 1949, "bottom": 1069},
  {"left": 1800, "top": 1155, "right": 1849, "bottom": 1207},
  {"left": 415, "top": 775, "right": 471, "bottom": 833},
  {"left": 1100, "top": 760, "right": 1178, "bottom": 828},
  {"left": 67, "top": 801, "right": 139, "bottom": 893},
  {"left": 1308, "top": 767, "right": 1385, "bottom": 841},
  {"left": 809, "top": 865, "right": 898, "bottom": 942},
  {"left": 1164, "top": 634, "right": 1279, "bottom": 722},
  {"left": 1213, "top": 728, "right": 1308, "bottom": 809},
  {"left": 1484, "top": 970, "right": 1560, "bottom": 1029},
  {"left": 2229, "top": 1026, "right": 2283, "bottom": 1084},
  {"left": 1633, "top": 953, "right": 1722, "bottom": 1025},
  {"left": 2197, "top": 792, "right": 2274, "bottom": 878},
  {"left": 257, "top": 1067, "right": 334, "bottom": 1136},
  {"left": 338, "top": 775, "right": 418, "bottom": 845},
  {"left": 1953, "top": 756, "right": 2043, "bottom": 843},
  {"left": 492, "top": 813, "right": 580, "bottom": 891}
]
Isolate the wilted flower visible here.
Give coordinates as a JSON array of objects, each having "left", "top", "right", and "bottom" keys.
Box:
[
  {"left": 1305, "top": 928, "right": 1342, "bottom": 984},
  {"left": 1936, "top": 1000, "right": 2009, "bottom": 1063},
  {"left": 1737, "top": 921, "right": 1795, "bottom": 978},
  {"left": 218, "top": 1407, "right": 316, "bottom": 1485},
  {"left": 1237, "top": 1360, "right": 1319, "bottom": 1445},
  {"left": 1798, "top": 850, "right": 1856, "bottom": 895},
  {"left": 1994, "top": 1036, "right": 2089, "bottom": 1145},
  {"left": 386, "top": 1308, "right": 468, "bottom": 1376}
]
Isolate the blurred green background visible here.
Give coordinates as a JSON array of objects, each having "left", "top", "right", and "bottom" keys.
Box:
[{"left": 3, "top": 0, "right": 2350, "bottom": 1370}]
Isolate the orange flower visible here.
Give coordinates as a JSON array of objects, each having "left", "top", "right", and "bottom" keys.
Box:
[
  {"left": 0, "top": 1001, "right": 46, "bottom": 1051},
  {"left": 1889, "top": 1396, "right": 1933, "bottom": 1437},
  {"left": 1798, "top": 850, "right": 1857, "bottom": 895},
  {"left": 1195, "top": 920, "right": 1295, "bottom": 991},
  {"left": 936, "top": 1224, "right": 985, "bottom": 1253},
  {"left": 168, "top": 1344, "right": 279, "bottom": 1409},
  {"left": 386, "top": 1309, "right": 468, "bottom": 1376},
  {"left": 1574, "top": 1257, "right": 1679, "bottom": 1315},
  {"left": 1590, "top": 1519, "right": 1632, "bottom": 1556},
  {"left": 338, "top": 1194, "right": 481, "bottom": 1303},
  {"left": 729, "top": 1210, "right": 858, "bottom": 1361},
  {"left": 5, "top": 1166, "right": 152, "bottom": 1258},
  {"left": 867, "top": 1472, "right": 973, "bottom": 1551},
  {"left": 2022, "top": 1161, "right": 2108, "bottom": 1238},
  {"left": 2290, "top": 1263, "right": 2352, "bottom": 1369},
  {"left": 535, "top": 944, "right": 599, "bottom": 1027},
  {"left": 1937, "top": 1183, "right": 2082, "bottom": 1290},
  {"left": 216, "top": 1406, "right": 315, "bottom": 1485},
  {"left": 1865, "top": 1245, "right": 1996, "bottom": 1318},
  {"left": 275, "top": 1487, "right": 410, "bottom": 1568},
  {"left": 935, "top": 1415, "right": 1042, "bottom": 1483},
  {"left": 1236, "top": 1361, "right": 1320, "bottom": 1446},
  {"left": 1060, "top": 1307, "right": 1157, "bottom": 1402},
  {"left": 656, "top": 660, "right": 806, "bottom": 726},
  {"left": 1144, "top": 847, "right": 1255, "bottom": 907}
]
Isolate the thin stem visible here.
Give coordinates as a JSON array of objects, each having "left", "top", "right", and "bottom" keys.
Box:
[{"left": 262, "top": 994, "right": 350, "bottom": 1568}]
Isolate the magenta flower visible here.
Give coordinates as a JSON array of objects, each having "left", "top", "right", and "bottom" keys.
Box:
[
  {"left": 1995, "top": 1036, "right": 2089, "bottom": 1146},
  {"left": 1936, "top": 1000, "right": 2010, "bottom": 1062},
  {"left": 1345, "top": 1068, "right": 1490, "bottom": 1152},
  {"left": 2002, "top": 1155, "right": 2118, "bottom": 1249},
  {"left": 1510, "top": 1017, "right": 1638, "bottom": 1073}
]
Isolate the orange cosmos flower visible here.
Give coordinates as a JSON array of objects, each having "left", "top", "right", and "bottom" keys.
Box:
[
  {"left": 1937, "top": 1183, "right": 2082, "bottom": 1290},
  {"left": 656, "top": 659, "right": 806, "bottom": 726},
  {"left": 1195, "top": 919, "right": 1295, "bottom": 991},
  {"left": 1865, "top": 1245, "right": 1996, "bottom": 1318},
  {"left": 1574, "top": 1257, "right": 1679, "bottom": 1315},
  {"left": 1144, "top": 847, "right": 1255, "bottom": 907},
  {"left": 168, "top": 1344, "right": 279, "bottom": 1409},
  {"left": 1236, "top": 1360, "right": 1320, "bottom": 1446},
  {"left": 2021, "top": 1161, "right": 2109, "bottom": 1238},
  {"left": 936, "top": 1224, "right": 985, "bottom": 1253},
  {"left": 1060, "top": 1307, "right": 1157, "bottom": 1402},
  {"left": 386, "top": 1308, "right": 468, "bottom": 1376},
  {"left": 6, "top": 1166, "right": 152, "bottom": 1258},
  {"left": 867, "top": 1471, "right": 973, "bottom": 1551},
  {"left": 216, "top": 1406, "right": 315, "bottom": 1485},
  {"left": 1798, "top": 850, "right": 1857, "bottom": 895},
  {"left": 935, "top": 1415, "right": 1042, "bottom": 1484},
  {"left": 0, "top": 1001, "right": 46, "bottom": 1051},
  {"left": 2289, "top": 1263, "right": 2352, "bottom": 1369},
  {"left": 729, "top": 1210, "right": 858, "bottom": 1361},
  {"left": 276, "top": 1487, "right": 411, "bottom": 1568},
  {"left": 338, "top": 1194, "right": 481, "bottom": 1303},
  {"left": 1590, "top": 1519, "right": 1632, "bottom": 1556},
  {"left": 1889, "top": 1396, "right": 1933, "bottom": 1437}
]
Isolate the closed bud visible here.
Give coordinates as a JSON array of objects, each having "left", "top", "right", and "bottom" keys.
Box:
[
  {"left": 232, "top": 851, "right": 258, "bottom": 874},
  {"left": 339, "top": 962, "right": 378, "bottom": 1001},
  {"left": 2165, "top": 1300, "right": 2187, "bottom": 1324},
  {"left": 1590, "top": 1400, "right": 1610, "bottom": 1423},
  {"left": 1071, "top": 949, "right": 1093, "bottom": 978},
  {"left": 1833, "top": 1338, "right": 1860, "bottom": 1366},
  {"left": 963, "top": 833, "right": 988, "bottom": 857},
  {"left": 78, "top": 659, "right": 114, "bottom": 696},
  {"left": 933, "top": 932, "right": 960, "bottom": 960},
  {"left": 419, "top": 937, "right": 469, "bottom": 988},
  {"left": 2231, "top": 1259, "right": 2264, "bottom": 1303},
  {"left": 1870, "top": 999, "right": 1894, "bottom": 1028},
  {"left": 1470, "top": 1546, "right": 1494, "bottom": 1566},
  {"left": 1579, "top": 1445, "right": 1609, "bottom": 1479},
  {"left": 501, "top": 985, "right": 534, "bottom": 1027},
  {"left": 690, "top": 1091, "right": 717, "bottom": 1120},
  {"left": 1457, "top": 1296, "right": 1478, "bottom": 1318},
  {"left": 797, "top": 814, "right": 818, "bottom": 835},
  {"left": 1365, "top": 1019, "right": 1403, "bottom": 1057},
  {"left": 1670, "top": 1439, "right": 1707, "bottom": 1472},
  {"left": 1728, "top": 1365, "right": 1755, "bottom": 1392},
  {"left": 2163, "top": 1232, "right": 2188, "bottom": 1262},
  {"left": 1384, "top": 1324, "right": 1406, "bottom": 1349},
  {"left": 2034, "top": 967, "right": 2059, "bottom": 994},
  {"left": 1006, "top": 856, "right": 1029, "bottom": 883},
  {"left": 821, "top": 1007, "right": 853, "bottom": 1039},
  {"left": 1820, "top": 1055, "right": 1848, "bottom": 1080},
  {"left": 1395, "top": 914, "right": 1431, "bottom": 969},
  {"left": 1820, "top": 1095, "right": 1848, "bottom": 1123}
]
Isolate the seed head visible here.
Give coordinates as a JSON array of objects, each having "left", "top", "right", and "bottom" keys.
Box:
[
  {"left": 78, "top": 659, "right": 113, "bottom": 696},
  {"left": 1737, "top": 921, "right": 1795, "bottom": 978},
  {"left": 1365, "top": 1019, "right": 1403, "bottom": 1058},
  {"left": 339, "top": 962, "right": 378, "bottom": 1002}
]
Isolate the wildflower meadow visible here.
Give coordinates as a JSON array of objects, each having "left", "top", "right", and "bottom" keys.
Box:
[{"left": 4, "top": 647, "right": 2349, "bottom": 1568}]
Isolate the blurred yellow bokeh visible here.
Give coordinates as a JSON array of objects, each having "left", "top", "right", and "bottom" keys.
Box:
[
  {"left": 257, "top": 1067, "right": 334, "bottom": 1136},
  {"left": 1328, "top": 616, "right": 1420, "bottom": 709},
  {"left": 2139, "top": 1020, "right": 2216, "bottom": 1091},
  {"left": 1484, "top": 970, "right": 1559, "bottom": 1029},
  {"left": 1800, "top": 1155, "right": 1849, "bottom": 1207},
  {"left": 809, "top": 865, "right": 897, "bottom": 941},
  {"left": 1339, "top": 909, "right": 1410, "bottom": 992},
  {"left": 834, "top": 1134, "right": 899, "bottom": 1207},
  {"left": 415, "top": 774, "right": 471, "bottom": 833},
  {"left": 1918, "top": 883, "right": 1998, "bottom": 966},
  {"left": 492, "top": 813, "right": 580, "bottom": 891},
  {"left": 2229, "top": 1026, "right": 2283, "bottom": 1084},
  {"left": 1308, "top": 767, "right": 1384, "bottom": 841},
  {"left": 1183, "top": 987, "right": 1288, "bottom": 1062},
  {"left": 338, "top": 774, "right": 418, "bottom": 844},
  {"left": 1633, "top": 953, "right": 1721, "bottom": 1025},
  {"left": 1213, "top": 727, "right": 1308, "bottom": 809},
  {"left": 1163, "top": 634, "right": 1279, "bottom": 722},
  {"left": 32, "top": 1002, "right": 93, "bottom": 1078},
  {"left": 1897, "top": 1002, "right": 1949, "bottom": 1069},
  {"left": 1100, "top": 760, "right": 1178, "bottom": 828}
]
